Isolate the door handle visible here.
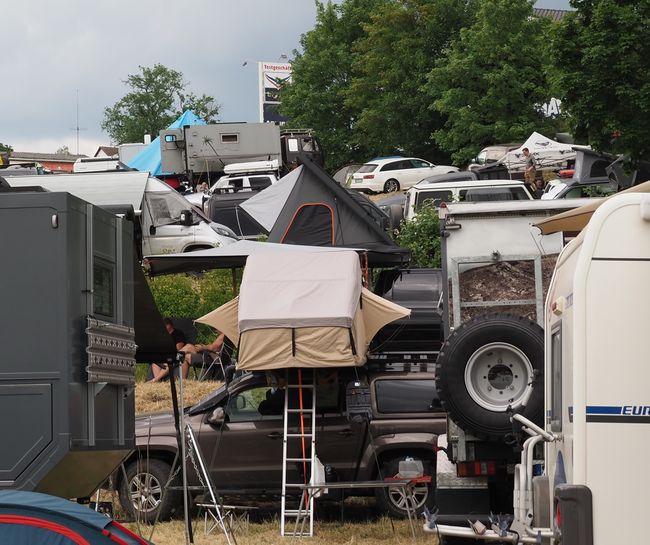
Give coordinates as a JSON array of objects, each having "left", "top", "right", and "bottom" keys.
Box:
[
  {"left": 267, "top": 432, "right": 282, "bottom": 439},
  {"left": 337, "top": 429, "right": 353, "bottom": 437}
]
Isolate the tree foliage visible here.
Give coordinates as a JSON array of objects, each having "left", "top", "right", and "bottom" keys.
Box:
[
  {"left": 147, "top": 270, "right": 236, "bottom": 342},
  {"left": 347, "top": 0, "right": 476, "bottom": 164},
  {"left": 395, "top": 204, "right": 441, "bottom": 268},
  {"left": 427, "top": 0, "right": 558, "bottom": 165},
  {"left": 0, "top": 143, "right": 12, "bottom": 153},
  {"left": 102, "top": 64, "right": 220, "bottom": 144},
  {"left": 553, "top": 0, "right": 650, "bottom": 161},
  {"left": 280, "top": 0, "right": 388, "bottom": 170}
]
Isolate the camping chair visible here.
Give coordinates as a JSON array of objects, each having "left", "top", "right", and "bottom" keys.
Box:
[
  {"left": 146, "top": 317, "right": 198, "bottom": 381},
  {"left": 190, "top": 344, "right": 226, "bottom": 381}
]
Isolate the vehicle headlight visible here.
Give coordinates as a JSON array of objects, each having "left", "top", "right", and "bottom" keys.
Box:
[{"left": 210, "top": 223, "right": 238, "bottom": 239}]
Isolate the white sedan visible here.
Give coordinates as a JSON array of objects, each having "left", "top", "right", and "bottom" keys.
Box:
[{"left": 351, "top": 156, "right": 458, "bottom": 193}]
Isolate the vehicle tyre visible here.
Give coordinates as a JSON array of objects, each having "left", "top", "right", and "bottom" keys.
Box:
[
  {"left": 436, "top": 313, "right": 544, "bottom": 440},
  {"left": 383, "top": 179, "right": 400, "bottom": 193},
  {"left": 119, "top": 458, "right": 182, "bottom": 524},
  {"left": 375, "top": 455, "right": 435, "bottom": 518}
]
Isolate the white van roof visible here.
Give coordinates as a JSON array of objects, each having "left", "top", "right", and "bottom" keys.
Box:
[
  {"left": 5, "top": 171, "right": 153, "bottom": 211},
  {"left": 441, "top": 198, "right": 596, "bottom": 217}
]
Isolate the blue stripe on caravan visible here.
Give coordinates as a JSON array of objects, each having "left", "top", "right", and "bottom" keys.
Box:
[{"left": 586, "top": 406, "right": 622, "bottom": 415}]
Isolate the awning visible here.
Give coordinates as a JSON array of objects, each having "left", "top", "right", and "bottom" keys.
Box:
[
  {"left": 145, "top": 240, "right": 383, "bottom": 276},
  {"left": 535, "top": 180, "right": 650, "bottom": 234}
]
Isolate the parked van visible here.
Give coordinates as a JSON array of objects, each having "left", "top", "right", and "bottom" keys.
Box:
[
  {"left": 187, "top": 160, "right": 280, "bottom": 211},
  {"left": 7, "top": 171, "right": 237, "bottom": 257},
  {"left": 73, "top": 157, "right": 129, "bottom": 173},
  {"left": 404, "top": 179, "right": 533, "bottom": 221}
]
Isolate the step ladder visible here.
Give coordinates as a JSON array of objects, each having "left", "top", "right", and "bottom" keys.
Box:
[
  {"left": 280, "top": 368, "right": 316, "bottom": 537},
  {"left": 185, "top": 425, "right": 237, "bottom": 545}
]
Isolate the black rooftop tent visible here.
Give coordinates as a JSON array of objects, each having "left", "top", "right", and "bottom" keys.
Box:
[{"left": 239, "top": 156, "right": 410, "bottom": 266}]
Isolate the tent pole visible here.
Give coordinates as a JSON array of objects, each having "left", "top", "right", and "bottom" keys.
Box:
[{"left": 231, "top": 268, "right": 238, "bottom": 296}]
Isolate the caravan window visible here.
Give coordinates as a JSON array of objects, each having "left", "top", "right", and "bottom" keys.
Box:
[
  {"left": 221, "top": 133, "right": 239, "bottom": 144},
  {"left": 550, "top": 326, "right": 562, "bottom": 432}
]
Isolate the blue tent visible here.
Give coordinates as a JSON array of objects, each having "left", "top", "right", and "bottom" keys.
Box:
[
  {"left": 0, "top": 490, "right": 151, "bottom": 544},
  {"left": 128, "top": 110, "right": 205, "bottom": 176}
]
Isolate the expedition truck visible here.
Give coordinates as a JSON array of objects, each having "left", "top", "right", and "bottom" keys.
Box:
[
  {"left": 432, "top": 199, "right": 593, "bottom": 521},
  {"left": 430, "top": 182, "right": 650, "bottom": 543},
  {"left": 160, "top": 122, "right": 323, "bottom": 184}
]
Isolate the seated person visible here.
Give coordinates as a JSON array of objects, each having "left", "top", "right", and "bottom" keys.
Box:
[
  {"left": 180, "top": 332, "right": 226, "bottom": 379},
  {"left": 149, "top": 318, "right": 188, "bottom": 382},
  {"left": 258, "top": 371, "right": 286, "bottom": 415}
]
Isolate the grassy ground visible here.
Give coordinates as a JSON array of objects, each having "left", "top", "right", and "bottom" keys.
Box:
[{"left": 124, "top": 517, "right": 436, "bottom": 545}]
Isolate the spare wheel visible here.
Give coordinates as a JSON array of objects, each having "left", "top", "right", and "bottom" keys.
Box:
[{"left": 435, "top": 313, "right": 544, "bottom": 440}]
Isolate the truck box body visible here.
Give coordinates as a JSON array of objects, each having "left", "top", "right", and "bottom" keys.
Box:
[
  {"left": 161, "top": 123, "right": 282, "bottom": 175},
  {"left": 544, "top": 192, "right": 650, "bottom": 544},
  {"left": 0, "top": 190, "right": 136, "bottom": 498}
]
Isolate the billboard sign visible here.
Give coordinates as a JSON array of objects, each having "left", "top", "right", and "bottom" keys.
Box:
[{"left": 258, "top": 62, "right": 291, "bottom": 123}]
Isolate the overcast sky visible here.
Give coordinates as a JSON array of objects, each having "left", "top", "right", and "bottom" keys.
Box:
[{"left": 1, "top": 0, "right": 570, "bottom": 156}]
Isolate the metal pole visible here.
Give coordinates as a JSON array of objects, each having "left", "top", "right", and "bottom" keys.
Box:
[{"left": 178, "top": 358, "right": 192, "bottom": 544}]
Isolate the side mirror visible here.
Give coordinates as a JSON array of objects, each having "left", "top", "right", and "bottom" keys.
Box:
[
  {"left": 180, "top": 209, "right": 194, "bottom": 226},
  {"left": 149, "top": 225, "right": 156, "bottom": 235},
  {"left": 208, "top": 406, "right": 225, "bottom": 425}
]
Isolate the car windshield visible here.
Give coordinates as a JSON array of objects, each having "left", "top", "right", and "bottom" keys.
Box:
[
  {"left": 357, "top": 164, "right": 377, "bottom": 173},
  {"left": 145, "top": 191, "right": 199, "bottom": 227}
]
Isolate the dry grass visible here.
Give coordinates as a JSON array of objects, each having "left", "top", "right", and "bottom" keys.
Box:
[
  {"left": 136, "top": 380, "right": 222, "bottom": 414},
  {"left": 124, "top": 517, "right": 437, "bottom": 545}
]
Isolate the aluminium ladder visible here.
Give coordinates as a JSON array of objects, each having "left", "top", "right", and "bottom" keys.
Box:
[{"left": 280, "top": 369, "right": 316, "bottom": 537}]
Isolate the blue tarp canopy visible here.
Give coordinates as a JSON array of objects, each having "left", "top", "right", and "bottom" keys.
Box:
[{"left": 128, "top": 110, "right": 205, "bottom": 176}]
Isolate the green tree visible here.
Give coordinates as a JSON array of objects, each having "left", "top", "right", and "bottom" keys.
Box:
[
  {"left": 280, "top": 0, "right": 388, "bottom": 170},
  {"left": 0, "top": 143, "right": 12, "bottom": 153},
  {"left": 56, "top": 145, "right": 70, "bottom": 155},
  {"left": 427, "top": 0, "right": 557, "bottom": 165},
  {"left": 395, "top": 204, "right": 441, "bottom": 267},
  {"left": 347, "top": 0, "right": 476, "bottom": 164},
  {"left": 102, "top": 64, "right": 220, "bottom": 144},
  {"left": 553, "top": 1, "right": 650, "bottom": 161}
]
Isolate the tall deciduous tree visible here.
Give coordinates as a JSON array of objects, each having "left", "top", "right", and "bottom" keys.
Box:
[
  {"left": 553, "top": 1, "right": 650, "bottom": 161},
  {"left": 427, "top": 0, "right": 556, "bottom": 165},
  {"left": 280, "top": 0, "right": 388, "bottom": 170},
  {"left": 102, "top": 64, "right": 220, "bottom": 144},
  {"left": 347, "top": 0, "right": 476, "bottom": 164}
]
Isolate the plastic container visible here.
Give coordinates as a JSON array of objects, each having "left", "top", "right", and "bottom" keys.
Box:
[{"left": 397, "top": 457, "right": 424, "bottom": 478}]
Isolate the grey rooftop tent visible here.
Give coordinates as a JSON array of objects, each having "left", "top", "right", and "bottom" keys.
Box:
[{"left": 240, "top": 156, "right": 409, "bottom": 266}]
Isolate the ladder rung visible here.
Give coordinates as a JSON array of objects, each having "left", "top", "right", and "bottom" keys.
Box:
[
  {"left": 285, "top": 483, "right": 309, "bottom": 488},
  {"left": 285, "top": 408, "right": 313, "bottom": 413},
  {"left": 287, "top": 384, "right": 314, "bottom": 389},
  {"left": 286, "top": 457, "right": 311, "bottom": 462},
  {"left": 283, "top": 510, "right": 309, "bottom": 515},
  {"left": 286, "top": 432, "right": 314, "bottom": 437}
]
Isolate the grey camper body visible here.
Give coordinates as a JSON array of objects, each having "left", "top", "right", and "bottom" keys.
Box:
[{"left": 0, "top": 190, "right": 136, "bottom": 498}]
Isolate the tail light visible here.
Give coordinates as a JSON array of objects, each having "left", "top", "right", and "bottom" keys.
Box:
[
  {"left": 456, "top": 461, "right": 497, "bottom": 477},
  {"left": 363, "top": 175, "right": 375, "bottom": 180}
]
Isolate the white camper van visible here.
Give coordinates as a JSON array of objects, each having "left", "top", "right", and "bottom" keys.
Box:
[
  {"left": 430, "top": 189, "right": 650, "bottom": 544},
  {"left": 7, "top": 171, "right": 237, "bottom": 256}
]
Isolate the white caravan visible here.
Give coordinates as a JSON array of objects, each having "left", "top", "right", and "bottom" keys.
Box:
[
  {"left": 7, "top": 171, "right": 237, "bottom": 256},
  {"left": 430, "top": 189, "right": 650, "bottom": 544}
]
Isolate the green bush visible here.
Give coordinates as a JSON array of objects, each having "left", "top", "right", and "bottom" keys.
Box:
[
  {"left": 395, "top": 204, "right": 441, "bottom": 268},
  {"left": 146, "top": 269, "right": 238, "bottom": 343}
]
